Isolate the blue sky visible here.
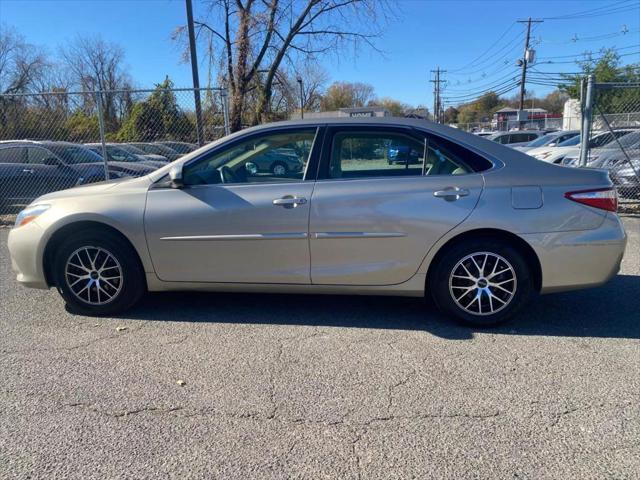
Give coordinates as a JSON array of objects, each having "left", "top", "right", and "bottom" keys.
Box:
[{"left": 1, "top": 0, "right": 639, "bottom": 107}]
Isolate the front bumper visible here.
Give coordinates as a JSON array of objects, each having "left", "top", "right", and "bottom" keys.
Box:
[
  {"left": 522, "top": 212, "right": 627, "bottom": 294},
  {"left": 7, "top": 220, "right": 49, "bottom": 289}
]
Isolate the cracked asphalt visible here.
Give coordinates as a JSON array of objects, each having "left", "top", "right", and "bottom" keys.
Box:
[{"left": 1, "top": 218, "right": 639, "bottom": 479}]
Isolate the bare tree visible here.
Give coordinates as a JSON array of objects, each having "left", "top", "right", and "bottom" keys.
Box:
[
  {"left": 0, "top": 26, "right": 49, "bottom": 94},
  {"left": 174, "top": 0, "right": 391, "bottom": 131},
  {"left": 60, "top": 35, "right": 131, "bottom": 128}
]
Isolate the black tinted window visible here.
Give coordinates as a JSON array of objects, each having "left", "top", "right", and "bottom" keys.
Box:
[
  {"left": 27, "top": 147, "right": 54, "bottom": 165},
  {"left": 0, "top": 147, "right": 26, "bottom": 164}
]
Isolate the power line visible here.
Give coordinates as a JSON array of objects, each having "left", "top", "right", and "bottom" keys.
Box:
[
  {"left": 538, "top": 26, "right": 640, "bottom": 46},
  {"left": 537, "top": 43, "right": 640, "bottom": 60},
  {"left": 542, "top": 0, "right": 639, "bottom": 20},
  {"left": 538, "top": 50, "right": 640, "bottom": 64},
  {"left": 448, "top": 22, "right": 518, "bottom": 73}
]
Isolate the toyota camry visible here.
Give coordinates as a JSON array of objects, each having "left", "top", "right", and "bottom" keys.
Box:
[{"left": 7, "top": 118, "right": 627, "bottom": 325}]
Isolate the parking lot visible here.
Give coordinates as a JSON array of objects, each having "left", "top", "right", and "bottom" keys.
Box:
[{"left": 0, "top": 218, "right": 638, "bottom": 479}]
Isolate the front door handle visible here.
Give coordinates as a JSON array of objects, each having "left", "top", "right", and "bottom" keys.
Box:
[
  {"left": 22, "top": 169, "right": 35, "bottom": 174},
  {"left": 273, "top": 196, "right": 307, "bottom": 209},
  {"left": 433, "top": 187, "right": 470, "bottom": 201}
]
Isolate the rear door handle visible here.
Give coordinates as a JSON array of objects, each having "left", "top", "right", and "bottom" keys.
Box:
[
  {"left": 433, "top": 187, "right": 470, "bottom": 200},
  {"left": 22, "top": 169, "right": 35, "bottom": 174},
  {"left": 273, "top": 196, "right": 307, "bottom": 208}
]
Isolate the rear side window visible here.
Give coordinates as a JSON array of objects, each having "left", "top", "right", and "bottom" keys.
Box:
[
  {"left": 427, "top": 134, "right": 493, "bottom": 174},
  {"left": 329, "top": 132, "right": 425, "bottom": 179},
  {"left": 0, "top": 147, "right": 26, "bottom": 164},
  {"left": 326, "top": 129, "right": 492, "bottom": 179}
]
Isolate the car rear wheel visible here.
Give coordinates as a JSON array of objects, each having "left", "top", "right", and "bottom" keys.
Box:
[
  {"left": 53, "top": 230, "right": 145, "bottom": 316},
  {"left": 430, "top": 238, "right": 533, "bottom": 326}
]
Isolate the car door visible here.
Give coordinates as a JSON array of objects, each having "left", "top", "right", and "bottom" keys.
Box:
[
  {"left": 144, "top": 127, "right": 320, "bottom": 284},
  {"left": 0, "top": 146, "right": 31, "bottom": 205},
  {"left": 309, "top": 126, "right": 485, "bottom": 286}
]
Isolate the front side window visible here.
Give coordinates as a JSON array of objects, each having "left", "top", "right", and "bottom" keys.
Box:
[
  {"left": 27, "top": 147, "right": 54, "bottom": 164},
  {"left": 183, "top": 128, "right": 316, "bottom": 186}
]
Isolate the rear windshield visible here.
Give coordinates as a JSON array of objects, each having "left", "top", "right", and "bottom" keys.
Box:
[
  {"left": 526, "top": 134, "right": 555, "bottom": 148},
  {"left": 47, "top": 145, "right": 102, "bottom": 164}
]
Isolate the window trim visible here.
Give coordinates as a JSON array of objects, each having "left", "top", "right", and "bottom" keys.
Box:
[
  {"left": 170, "top": 125, "right": 323, "bottom": 189},
  {"left": 27, "top": 146, "right": 56, "bottom": 165},
  {"left": 0, "top": 145, "right": 27, "bottom": 164},
  {"left": 316, "top": 125, "right": 496, "bottom": 182}
]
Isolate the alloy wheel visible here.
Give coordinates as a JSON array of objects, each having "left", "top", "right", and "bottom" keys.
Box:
[
  {"left": 64, "top": 246, "right": 123, "bottom": 305},
  {"left": 448, "top": 252, "right": 517, "bottom": 316}
]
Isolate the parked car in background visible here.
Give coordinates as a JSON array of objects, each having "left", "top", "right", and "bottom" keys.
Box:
[
  {"left": 611, "top": 160, "right": 640, "bottom": 199},
  {"left": 562, "top": 131, "right": 640, "bottom": 168},
  {"left": 248, "top": 148, "right": 304, "bottom": 176},
  {"left": 0, "top": 140, "right": 113, "bottom": 208},
  {"left": 387, "top": 143, "right": 422, "bottom": 165},
  {"left": 129, "top": 142, "right": 182, "bottom": 161},
  {"left": 116, "top": 144, "right": 170, "bottom": 164},
  {"left": 488, "top": 130, "right": 545, "bottom": 147},
  {"left": 157, "top": 141, "right": 198, "bottom": 154},
  {"left": 532, "top": 130, "right": 637, "bottom": 164},
  {"left": 84, "top": 144, "right": 164, "bottom": 172},
  {"left": 8, "top": 118, "right": 626, "bottom": 327},
  {"left": 514, "top": 130, "right": 579, "bottom": 152}
]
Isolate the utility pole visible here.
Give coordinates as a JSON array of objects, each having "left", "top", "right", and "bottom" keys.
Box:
[
  {"left": 517, "top": 17, "right": 543, "bottom": 129},
  {"left": 296, "top": 76, "right": 304, "bottom": 119},
  {"left": 186, "top": 0, "right": 204, "bottom": 145},
  {"left": 430, "top": 67, "right": 446, "bottom": 123}
]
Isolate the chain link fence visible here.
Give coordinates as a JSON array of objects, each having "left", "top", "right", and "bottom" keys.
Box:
[
  {"left": 578, "top": 78, "right": 640, "bottom": 214},
  {"left": 0, "top": 87, "right": 229, "bottom": 221}
]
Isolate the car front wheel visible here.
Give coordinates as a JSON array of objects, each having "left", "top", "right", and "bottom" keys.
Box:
[
  {"left": 430, "top": 238, "right": 533, "bottom": 326},
  {"left": 53, "top": 230, "right": 145, "bottom": 316}
]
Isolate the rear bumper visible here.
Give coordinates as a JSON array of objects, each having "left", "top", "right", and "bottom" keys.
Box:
[{"left": 522, "top": 212, "right": 627, "bottom": 294}]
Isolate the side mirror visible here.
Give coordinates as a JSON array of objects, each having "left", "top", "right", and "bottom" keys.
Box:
[
  {"left": 169, "top": 165, "right": 184, "bottom": 188},
  {"left": 245, "top": 162, "right": 258, "bottom": 176},
  {"left": 43, "top": 157, "right": 60, "bottom": 166}
]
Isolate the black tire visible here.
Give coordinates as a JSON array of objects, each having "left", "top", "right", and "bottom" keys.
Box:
[
  {"left": 270, "top": 161, "right": 288, "bottom": 176},
  {"left": 429, "top": 237, "right": 533, "bottom": 326},
  {"left": 52, "top": 230, "right": 145, "bottom": 316}
]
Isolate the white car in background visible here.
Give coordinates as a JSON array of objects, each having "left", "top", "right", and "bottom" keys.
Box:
[
  {"left": 531, "top": 130, "right": 636, "bottom": 164},
  {"left": 562, "top": 130, "right": 640, "bottom": 167},
  {"left": 514, "top": 130, "right": 579, "bottom": 153}
]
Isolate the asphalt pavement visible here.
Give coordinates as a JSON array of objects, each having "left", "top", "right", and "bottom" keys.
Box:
[{"left": 1, "top": 218, "right": 639, "bottom": 479}]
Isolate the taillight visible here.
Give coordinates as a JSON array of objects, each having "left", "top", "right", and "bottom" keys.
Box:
[{"left": 564, "top": 188, "right": 618, "bottom": 212}]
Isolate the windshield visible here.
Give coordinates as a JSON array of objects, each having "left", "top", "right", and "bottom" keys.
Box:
[
  {"left": 526, "top": 134, "right": 556, "bottom": 148},
  {"left": 613, "top": 131, "right": 640, "bottom": 148},
  {"left": 118, "top": 144, "right": 146, "bottom": 155},
  {"left": 558, "top": 136, "right": 580, "bottom": 147},
  {"left": 106, "top": 146, "right": 139, "bottom": 162},
  {"left": 163, "top": 142, "right": 194, "bottom": 154},
  {"left": 151, "top": 144, "right": 179, "bottom": 155},
  {"left": 47, "top": 145, "right": 103, "bottom": 164}
]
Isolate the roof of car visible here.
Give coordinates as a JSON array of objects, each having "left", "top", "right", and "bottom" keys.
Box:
[{"left": 0, "top": 140, "right": 86, "bottom": 148}]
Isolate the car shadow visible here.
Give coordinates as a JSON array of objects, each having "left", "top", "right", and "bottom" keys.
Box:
[{"left": 120, "top": 274, "right": 640, "bottom": 340}]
